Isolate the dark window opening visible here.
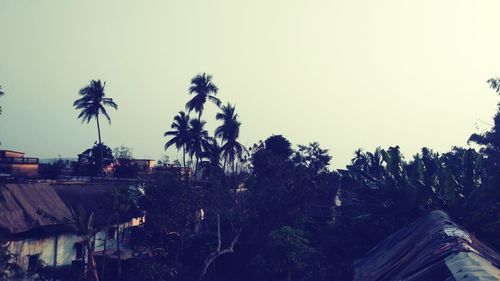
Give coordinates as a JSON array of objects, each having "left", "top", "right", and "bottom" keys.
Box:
[
  {"left": 75, "top": 243, "right": 83, "bottom": 260},
  {"left": 108, "top": 227, "right": 116, "bottom": 240},
  {"left": 28, "top": 254, "right": 40, "bottom": 274}
]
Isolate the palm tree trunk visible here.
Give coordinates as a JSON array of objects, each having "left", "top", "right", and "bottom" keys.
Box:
[
  {"left": 182, "top": 146, "right": 186, "bottom": 168},
  {"left": 96, "top": 115, "right": 104, "bottom": 177},
  {"left": 101, "top": 216, "right": 112, "bottom": 281},
  {"left": 195, "top": 157, "right": 199, "bottom": 180},
  {"left": 117, "top": 225, "right": 122, "bottom": 279}
]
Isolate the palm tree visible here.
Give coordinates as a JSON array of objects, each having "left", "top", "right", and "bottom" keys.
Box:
[
  {"left": 186, "top": 73, "right": 221, "bottom": 120},
  {"left": 187, "top": 119, "right": 210, "bottom": 176},
  {"left": 200, "top": 137, "right": 224, "bottom": 179},
  {"left": 74, "top": 80, "right": 117, "bottom": 174},
  {"left": 215, "top": 103, "right": 246, "bottom": 173},
  {"left": 164, "top": 111, "right": 191, "bottom": 168},
  {"left": 0, "top": 85, "right": 4, "bottom": 115}
]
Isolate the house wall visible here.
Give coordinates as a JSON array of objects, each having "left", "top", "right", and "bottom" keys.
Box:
[
  {"left": 8, "top": 221, "right": 135, "bottom": 271},
  {"left": 11, "top": 163, "right": 38, "bottom": 178}
]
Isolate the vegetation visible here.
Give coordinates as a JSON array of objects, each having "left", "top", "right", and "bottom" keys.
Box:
[
  {"left": 185, "top": 73, "right": 220, "bottom": 120},
  {"left": 74, "top": 142, "right": 115, "bottom": 177},
  {"left": 74, "top": 80, "right": 118, "bottom": 175},
  {"left": 0, "top": 85, "right": 4, "bottom": 116},
  {"left": 1, "top": 74, "right": 500, "bottom": 281}
]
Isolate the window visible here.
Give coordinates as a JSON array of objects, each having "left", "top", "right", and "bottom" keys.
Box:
[
  {"left": 27, "top": 254, "right": 40, "bottom": 274},
  {"left": 75, "top": 243, "right": 83, "bottom": 260},
  {"left": 108, "top": 227, "right": 116, "bottom": 240}
]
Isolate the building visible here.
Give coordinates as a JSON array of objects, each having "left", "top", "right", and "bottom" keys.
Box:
[
  {"left": 353, "top": 210, "right": 500, "bottom": 281},
  {"left": 0, "top": 150, "right": 39, "bottom": 178},
  {"left": 0, "top": 182, "right": 144, "bottom": 279}
]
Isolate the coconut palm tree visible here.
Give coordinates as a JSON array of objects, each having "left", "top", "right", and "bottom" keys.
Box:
[
  {"left": 187, "top": 119, "right": 210, "bottom": 176},
  {"left": 215, "top": 103, "right": 238, "bottom": 142},
  {"left": 200, "top": 137, "right": 224, "bottom": 179},
  {"left": 74, "top": 80, "right": 117, "bottom": 174},
  {"left": 215, "top": 103, "right": 246, "bottom": 173},
  {"left": 0, "top": 85, "right": 4, "bottom": 115},
  {"left": 186, "top": 73, "right": 221, "bottom": 120},
  {"left": 164, "top": 111, "right": 191, "bottom": 168}
]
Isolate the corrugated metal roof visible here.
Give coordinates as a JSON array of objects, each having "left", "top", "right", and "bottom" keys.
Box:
[
  {"left": 353, "top": 210, "right": 500, "bottom": 281},
  {"left": 0, "top": 183, "right": 72, "bottom": 233}
]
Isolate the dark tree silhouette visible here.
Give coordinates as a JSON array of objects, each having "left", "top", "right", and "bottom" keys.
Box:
[
  {"left": 0, "top": 85, "right": 4, "bottom": 116},
  {"left": 215, "top": 103, "right": 246, "bottom": 172},
  {"left": 187, "top": 118, "right": 210, "bottom": 176},
  {"left": 74, "top": 80, "right": 117, "bottom": 174},
  {"left": 185, "top": 73, "right": 221, "bottom": 120},
  {"left": 164, "top": 111, "right": 191, "bottom": 168}
]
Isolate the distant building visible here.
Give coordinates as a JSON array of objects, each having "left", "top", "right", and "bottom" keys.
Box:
[
  {"left": 0, "top": 150, "right": 39, "bottom": 178},
  {"left": 113, "top": 158, "right": 156, "bottom": 175},
  {"left": 153, "top": 164, "right": 192, "bottom": 178}
]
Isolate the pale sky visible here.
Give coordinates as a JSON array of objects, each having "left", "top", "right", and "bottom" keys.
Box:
[{"left": 1, "top": 1, "right": 500, "bottom": 168}]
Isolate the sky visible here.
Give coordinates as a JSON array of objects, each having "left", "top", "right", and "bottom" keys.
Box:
[{"left": 1, "top": 1, "right": 500, "bottom": 168}]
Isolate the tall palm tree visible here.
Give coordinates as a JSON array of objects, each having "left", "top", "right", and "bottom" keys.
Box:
[
  {"left": 74, "top": 80, "right": 117, "bottom": 174},
  {"left": 164, "top": 111, "right": 191, "bottom": 168},
  {"left": 186, "top": 73, "right": 221, "bottom": 120},
  {"left": 187, "top": 118, "right": 210, "bottom": 176},
  {"left": 0, "top": 85, "right": 4, "bottom": 115},
  {"left": 215, "top": 103, "right": 246, "bottom": 173}
]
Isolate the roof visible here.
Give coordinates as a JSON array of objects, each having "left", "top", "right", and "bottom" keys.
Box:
[
  {"left": 51, "top": 182, "right": 143, "bottom": 225},
  {"left": 0, "top": 183, "right": 72, "bottom": 234},
  {"left": 0, "top": 182, "right": 143, "bottom": 235},
  {"left": 353, "top": 210, "right": 500, "bottom": 281},
  {"left": 0, "top": 150, "right": 25, "bottom": 154}
]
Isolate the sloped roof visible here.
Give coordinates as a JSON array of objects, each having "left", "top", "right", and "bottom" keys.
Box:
[
  {"left": 51, "top": 182, "right": 143, "bottom": 225},
  {"left": 354, "top": 210, "right": 500, "bottom": 281},
  {"left": 0, "top": 183, "right": 72, "bottom": 234}
]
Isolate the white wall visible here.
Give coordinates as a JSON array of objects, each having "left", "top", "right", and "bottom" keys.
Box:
[{"left": 8, "top": 221, "right": 136, "bottom": 271}]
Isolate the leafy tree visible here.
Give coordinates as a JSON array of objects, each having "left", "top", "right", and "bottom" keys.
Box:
[
  {"left": 74, "top": 143, "right": 114, "bottom": 177},
  {"left": 293, "top": 142, "right": 332, "bottom": 175},
  {"left": 164, "top": 111, "right": 191, "bottom": 168},
  {"left": 112, "top": 146, "right": 140, "bottom": 178},
  {"left": 264, "top": 135, "right": 293, "bottom": 159},
  {"left": 0, "top": 237, "right": 19, "bottom": 281},
  {"left": 132, "top": 174, "right": 201, "bottom": 280},
  {"left": 266, "top": 226, "right": 314, "bottom": 281},
  {"left": 74, "top": 80, "right": 117, "bottom": 175},
  {"left": 113, "top": 146, "right": 133, "bottom": 159},
  {"left": 185, "top": 73, "right": 221, "bottom": 120}
]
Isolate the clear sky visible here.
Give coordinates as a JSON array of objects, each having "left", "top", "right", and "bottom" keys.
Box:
[{"left": 1, "top": 1, "right": 500, "bottom": 168}]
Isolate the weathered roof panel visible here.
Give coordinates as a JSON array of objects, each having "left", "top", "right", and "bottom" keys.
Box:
[
  {"left": 0, "top": 183, "right": 72, "bottom": 233},
  {"left": 353, "top": 210, "right": 500, "bottom": 281}
]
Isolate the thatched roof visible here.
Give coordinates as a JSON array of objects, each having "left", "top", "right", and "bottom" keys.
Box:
[{"left": 354, "top": 210, "right": 500, "bottom": 281}]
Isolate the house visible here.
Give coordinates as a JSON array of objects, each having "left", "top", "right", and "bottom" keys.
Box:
[
  {"left": 353, "top": 210, "right": 500, "bottom": 281},
  {"left": 0, "top": 150, "right": 39, "bottom": 178},
  {"left": 0, "top": 182, "right": 144, "bottom": 278},
  {"left": 153, "top": 164, "right": 192, "bottom": 178}
]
